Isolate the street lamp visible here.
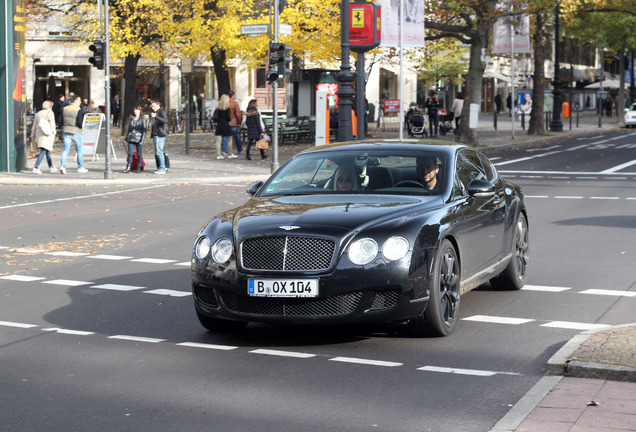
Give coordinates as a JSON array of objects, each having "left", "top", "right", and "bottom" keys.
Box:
[
  {"left": 550, "top": 2, "right": 563, "bottom": 132},
  {"left": 335, "top": 0, "right": 355, "bottom": 142}
]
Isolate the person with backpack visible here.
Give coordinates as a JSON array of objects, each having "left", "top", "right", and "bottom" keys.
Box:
[
  {"left": 59, "top": 94, "right": 87, "bottom": 174},
  {"left": 150, "top": 100, "right": 169, "bottom": 175}
]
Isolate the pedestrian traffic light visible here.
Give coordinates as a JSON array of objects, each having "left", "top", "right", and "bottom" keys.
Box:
[
  {"left": 89, "top": 41, "right": 104, "bottom": 70},
  {"left": 266, "top": 42, "right": 292, "bottom": 84}
]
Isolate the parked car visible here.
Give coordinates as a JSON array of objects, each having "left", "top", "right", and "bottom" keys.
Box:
[
  {"left": 624, "top": 103, "right": 636, "bottom": 127},
  {"left": 191, "top": 142, "right": 529, "bottom": 337}
]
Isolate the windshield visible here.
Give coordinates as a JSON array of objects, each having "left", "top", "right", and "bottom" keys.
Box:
[{"left": 260, "top": 149, "right": 447, "bottom": 197}]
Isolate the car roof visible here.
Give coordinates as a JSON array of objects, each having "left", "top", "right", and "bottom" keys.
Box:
[{"left": 296, "top": 140, "right": 469, "bottom": 156}]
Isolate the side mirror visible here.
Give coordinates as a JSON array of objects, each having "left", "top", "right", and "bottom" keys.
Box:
[
  {"left": 467, "top": 179, "right": 496, "bottom": 197},
  {"left": 246, "top": 181, "right": 264, "bottom": 196}
]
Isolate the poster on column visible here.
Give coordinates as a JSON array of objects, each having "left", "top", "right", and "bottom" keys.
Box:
[
  {"left": 379, "top": 0, "right": 425, "bottom": 48},
  {"left": 81, "top": 113, "right": 104, "bottom": 156}
]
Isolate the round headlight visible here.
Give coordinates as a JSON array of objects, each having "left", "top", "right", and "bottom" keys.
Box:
[
  {"left": 348, "top": 238, "right": 378, "bottom": 265},
  {"left": 382, "top": 236, "right": 410, "bottom": 261},
  {"left": 194, "top": 236, "right": 211, "bottom": 259},
  {"left": 211, "top": 237, "right": 233, "bottom": 264}
]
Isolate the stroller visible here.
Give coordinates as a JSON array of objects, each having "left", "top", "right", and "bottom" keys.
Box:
[
  {"left": 409, "top": 111, "right": 428, "bottom": 138},
  {"left": 438, "top": 110, "right": 455, "bottom": 136}
]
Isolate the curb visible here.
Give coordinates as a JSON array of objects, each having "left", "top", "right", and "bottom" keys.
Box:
[{"left": 545, "top": 322, "right": 636, "bottom": 382}]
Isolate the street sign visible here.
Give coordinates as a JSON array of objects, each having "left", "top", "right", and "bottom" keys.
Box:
[
  {"left": 241, "top": 24, "right": 269, "bottom": 35},
  {"left": 280, "top": 24, "right": 292, "bottom": 36}
]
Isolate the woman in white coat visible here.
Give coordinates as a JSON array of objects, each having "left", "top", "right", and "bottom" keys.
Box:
[{"left": 31, "top": 100, "right": 58, "bottom": 174}]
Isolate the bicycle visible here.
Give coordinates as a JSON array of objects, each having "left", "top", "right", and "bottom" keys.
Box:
[
  {"left": 170, "top": 109, "right": 185, "bottom": 134},
  {"left": 201, "top": 108, "right": 213, "bottom": 132}
]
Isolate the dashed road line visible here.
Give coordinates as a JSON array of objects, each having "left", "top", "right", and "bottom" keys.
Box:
[
  {"left": 522, "top": 285, "right": 570, "bottom": 292},
  {"left": 107, "top": 335, "right": 166, "bottom": 343},
  {"left": 90, "top": 283, "right": 145, "bottom": 291},
  {"left": 0, "top": 320, "right": 38, "bottom": 328},
  {"left": 0, "top": 275, "right": 46, "bottom": 282},
  {"left": 462, "top": 315, "right": 535, "bottom": 325},
  {"left": 177, "top": 342, "right": 238, "bottom": 351},
  {"left": 42, "top": 327, "right": 95, "bottom": 336},
  {"left": 42, "top": 279, "right": 94, "bottom": 287},
  {"left": 540, "top": 321, "right": 611, "bottom": 331},
  {"left": 329, "top": 357, "right": 403, "bottom": 367},
  {"left": 142, "top": 289, "right": 191, "bottom": 297},
  {"left": 88, "top": 254, "right": 134, "bottom": 261},
  {"left": 417, "top": 366, "right": 511, "bottom": 377},
  {"left": 250, "top": 349, "right": 316, "bottom": 359},
  {"left": 580, "top": 289, "right": 636, "bottom": 297}
]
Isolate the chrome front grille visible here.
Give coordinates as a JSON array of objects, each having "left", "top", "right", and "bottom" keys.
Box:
[
  {"left": 241, "top": 236, "right": 336, "bottom": 271},
  {"left": 219, "top": 291, "right": 362, "bottom": 317}
]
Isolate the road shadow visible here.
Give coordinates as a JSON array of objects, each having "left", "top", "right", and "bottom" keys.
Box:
[{"left": 554, "top": 215, "right": 636, "bottom": 229}]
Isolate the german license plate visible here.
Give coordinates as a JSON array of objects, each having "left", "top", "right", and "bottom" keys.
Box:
[{"left": 247, "top": 279, "right": 318, "bottom": 297}]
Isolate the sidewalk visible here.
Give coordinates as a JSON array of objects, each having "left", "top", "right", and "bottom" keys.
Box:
[{"left": 3, "top": 111, "right": 636, "bottom": 431}]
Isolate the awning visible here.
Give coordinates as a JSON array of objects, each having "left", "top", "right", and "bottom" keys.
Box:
[{"left": 484, "top": 71, "right": 524, "bottom": 85}]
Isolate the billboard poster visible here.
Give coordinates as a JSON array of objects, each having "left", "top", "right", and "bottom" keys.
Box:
[
  {"left": 81, "top": 113, "right": 105, "bottom": 156},
  {"left": 316, "top": 83, "right": 339, "bottom": 108},
  {"left": 379, "top": 0, "right": 425, "bottom": 48},
  {"left": 517, "top": 92, "right": 533, "bottom": 114},
  {"left": 492, "top": 14, "right": 531, "bottom": 54}
]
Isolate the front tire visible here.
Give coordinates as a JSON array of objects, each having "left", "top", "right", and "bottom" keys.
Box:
[
  {"left": 408, "top": 239, "right": 461, "bottom": 337},
  {"left": 490, "top": 212, "right": 529, "bottom": 290}
]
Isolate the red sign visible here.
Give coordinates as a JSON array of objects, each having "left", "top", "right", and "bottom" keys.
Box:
[
  {"left": 349, "top": 2, "right": 381, "bottom": 53},
  {"left": 383, "top": 99, "right": 400, "bottom": 113}
]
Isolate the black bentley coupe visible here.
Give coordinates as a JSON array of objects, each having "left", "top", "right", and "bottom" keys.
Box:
[{"left": 191, "top": 142, "right": 529, "bottom": 336}]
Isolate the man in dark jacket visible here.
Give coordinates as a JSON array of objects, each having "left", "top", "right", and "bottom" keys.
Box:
[
  {"left": 111, "top": 94, "right": 121, "bottom": 126},
  {"left": 150, "top": 100, "right": 169, "bottom": 175},
  {"left": 53, "top": 94, "right": 65, "bottom": 128},
  {"left": 424, "top": 92, "right": 441, "bottom": 137}
]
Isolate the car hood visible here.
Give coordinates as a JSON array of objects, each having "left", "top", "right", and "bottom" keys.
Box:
[{"left": 231, "top": 194, "right": 443, "bottom": 239}]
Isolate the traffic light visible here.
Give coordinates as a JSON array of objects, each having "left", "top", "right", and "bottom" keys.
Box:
[
  {"left": 266, "top": 42, "right": 292, "bottom": 84},
  {"left": 88, "top": 41, "right": 104, "bottom": 70}
]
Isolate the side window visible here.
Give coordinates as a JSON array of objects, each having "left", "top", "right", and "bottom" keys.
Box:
[
  {"left": 477, "top": 153, "right": 498, "bottom": 182},
  {"left": 455, "top": 150, "right": 487, "bottom": 189}
]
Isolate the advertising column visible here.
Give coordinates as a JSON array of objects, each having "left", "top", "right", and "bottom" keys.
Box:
[{"left": 0, "top": 0, "right": 26, "bottom": 172}]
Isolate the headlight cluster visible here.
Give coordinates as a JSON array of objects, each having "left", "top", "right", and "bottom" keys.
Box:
[
  {"left": 194, "top": 236, "right": 233, "bottom": 264},
  {"left": 348, "top": 236, "right": 410, "bottom": 265}
]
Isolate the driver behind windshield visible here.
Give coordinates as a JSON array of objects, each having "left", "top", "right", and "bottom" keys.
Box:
[
  {"left": 416, "top": 155, "right": 440, "bottom": 191},
  {"left": 334, "top": 164, "right": 360, "bottom": 191}
]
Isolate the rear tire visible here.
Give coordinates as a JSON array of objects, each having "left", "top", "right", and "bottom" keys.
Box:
[
  {"left": 490, "top": 212, "right": 529, "bottom": 290},
  {"left": 408, "top": 239, "right": 461, "bottom": 337},
  {"left": 196, "top": 310, "right": 248, "bottom": 332}
]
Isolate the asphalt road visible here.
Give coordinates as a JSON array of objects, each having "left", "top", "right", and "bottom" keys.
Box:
[{"left": 1, "top": 130, "right": 635, "bottom": 431}]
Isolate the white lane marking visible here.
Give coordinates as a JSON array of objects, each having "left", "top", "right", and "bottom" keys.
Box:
[
  {"left": 590, "top": 196, "right": 620, "bottom": 200},
  {"left": 130, "top": 258, "right": 178, "bottom": 264},
  {"left": 42, "top": 279, "right": 94, "bottom": 287},
  {"left": 462, "top": 315, "right": 535, "bottom": 325},
  {"left": 90, "top": 284, "right": 145, "bottom": 291},
  {"left": 417, "top": 366, "right": 498, "bottom": 377},
  {"left": 42, "top": 327, "right": 94, "bottom": 336},
  {"left": 493, "top": 150, "right": 565, "bottom": 166},
  {"left": 522, "top": 285, "right": 571, "bottom": 292},
  {"left": 0, "top": 275, "right": 46, "bottom": 282},
  {"left": 175, "top": 262, "right": 191, "bottom": 266},
  {"left": 601, "top": 159, "right": 636, "bottom": 174},
  {"left": 177, "top": 342, "right": 238, "bottom": 351},
  {"left": 14, "top": 248, "right": 48, "bottom": 254},
  {"left": 45, "top": 251, "right": 90, "bottom": 257},
  {"left": 329, "top": 357, "right": 402, "bottom": 367},
  {"left": 108, "top": 335, "right": 166, "bottom": 343},
  {"left": 250, "top": 349, "right": 316, "bottom": 359},
  {"left": 555, "top": 196, "right": 584, "bottom": 199},
  {"left": 580, "top": 289, "right": 636, "bottom": 297},
  {"left": 541, "top": 321, "right": 611, "bottom": 330},
  {"left": 499, "top": 169, "right": 636, "bottom": 176},
  {"left": 0, "top": 185, "right": 168, "bottom": 210},
  {"left": 0, "top": 320, "right": 38, "bottom": 328},
  {"left": 88, "top": 254, "right": 134, "bottom": 260},
  {"left": 143, "top": 289, "right": 191, "bottom": 297},
  {"left": 525, "top": 195, "right": 549, "bottom": 199}
]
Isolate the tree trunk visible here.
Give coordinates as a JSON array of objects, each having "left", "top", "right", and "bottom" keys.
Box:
[
  {"left": 211, "top": 47, "right": 231, "bottom": 98},
  {"left": 528, "top": 9, "right": 548, "bottom": 135},
  {"left": 456, "top": 18, "right": 491, "bottom": 147},
  {"left": 121, "top": 54, "right": 141, "bottom": 135}
]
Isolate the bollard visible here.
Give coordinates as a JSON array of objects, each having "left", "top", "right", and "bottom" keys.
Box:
[
  {"left": 576, "top": 109, "right": 580, "bottom": 128},
  {"left": 521, "top": 112, "right": 525, "bottom": 130},
  {"left": 494, "top": 111, "right": 498, "bottom": 130}
]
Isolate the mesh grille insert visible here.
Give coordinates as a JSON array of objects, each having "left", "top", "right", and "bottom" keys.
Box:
[{"left": 241, "top": 236, "right": 336, "bottom": 271}]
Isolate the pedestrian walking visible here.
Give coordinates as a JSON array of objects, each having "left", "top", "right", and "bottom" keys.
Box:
[
  {"left": 425, "top": 92, "right": 441, "bottom": 137},
  {"left": 59, "top": 94, "right": 87, "bottom": 174},
  {"left": 244, "top": 99, "right": 268, "bottom": 160},
  {"left": 213, "top": 94, "right": 235, "bottom": 159},
  {"left": 228, "top": 91, "right": 244, "bottom": 155},
  {"left": 605, "top": 95, "right": 612, "bottom": 117},
  {"left": 506, "top": 94, "right": 512, "bottom": 116},
  {"left": 31, "top": 100, "right": 58, "bottom": 174},
  {"left": 111, "top": 94, "right": 121, "bottom": 126},
  {"left": 150, "top": 100, "right": 169, "bottom": 175},
  {"left": 123, "top": 105, "right": 147, "bottom": 173},
  {"left": 197, "top": 93, "right": 204, "bottom": 128},
  {"left": 451, "top": 92, "right": 464, "bottom": 129},
  {"left": 53, "top": 94, "right": 65, "bottom": 128},
  {"left": 495, "top": 90, "right": 503, "bottom": 114}
]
